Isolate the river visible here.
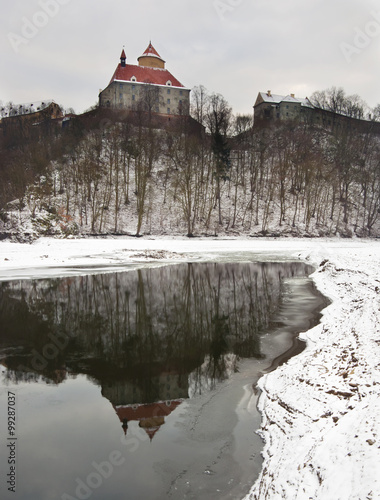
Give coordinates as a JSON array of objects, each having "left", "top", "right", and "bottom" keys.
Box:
[{"left": 0, "top": 260, "right": 327, "bottom": 500}]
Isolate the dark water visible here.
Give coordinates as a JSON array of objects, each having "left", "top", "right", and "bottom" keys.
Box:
[{"left": 0, "top": 262, "right": 327, "bottom": 500}]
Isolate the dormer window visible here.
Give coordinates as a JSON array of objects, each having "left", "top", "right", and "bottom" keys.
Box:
[
  {"left": 166, "top": 80, "right": 172, "bottom": 86},
  {"left": 131, "top": 76, "right": 137, "bottom": 82}
]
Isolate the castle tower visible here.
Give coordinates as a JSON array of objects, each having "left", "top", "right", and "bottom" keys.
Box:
[{"left": 137, "top": 42, "right": 165, "bottom": 69}]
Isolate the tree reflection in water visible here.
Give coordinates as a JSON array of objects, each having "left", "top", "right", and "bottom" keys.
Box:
[{"left": 0, "top": 262, "right": 313, "bottom": 407}]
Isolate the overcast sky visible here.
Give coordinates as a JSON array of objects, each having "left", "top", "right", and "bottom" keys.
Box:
[{"left": 1, "top": 0, "right": 380, "bottom": 115}]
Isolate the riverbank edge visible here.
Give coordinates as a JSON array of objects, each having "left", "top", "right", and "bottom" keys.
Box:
[{"left": 244, "top": 244, "right": 380, "bottom": 499}]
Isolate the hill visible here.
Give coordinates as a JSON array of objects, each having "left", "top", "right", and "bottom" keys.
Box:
[{"left": 1, "top": 106, "right": 380, "bottom": 241}]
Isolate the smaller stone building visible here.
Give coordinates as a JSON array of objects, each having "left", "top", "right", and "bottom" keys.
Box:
[
  {"left": 0, "top": 100, "right": 63, "bottom": 140},
  {"left": 254, "top": 90, "right": 380, "bottom": 134},
  {"left": 99, "top": 43, "right": 190, "bottom": 116},
  {"left": 0, "top": 100, "right": 62, "bottom": 123},
  {"left": 254, "top": 91, "right": 315, "bottom": 123}
]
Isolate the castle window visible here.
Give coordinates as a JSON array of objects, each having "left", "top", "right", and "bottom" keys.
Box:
[
  {"left": 132, "top": 95, "right": 135, "bottom": 101},
  {"left": 132, "top": 84, "right": 135, "bottom": 91},
  {"left": 131, "top": 76, "right": 136, "bottom": 82},
  {"left": 180, "top": 90, "right": 183, "bottom": 96},
  {"left": 167, "top": 89, "right": 171, "bottom": 94},
  {"left": 167, "top": 98, "right": 170, "bottom": 104},
  {"left": 166, "top": 80, "right": 172, "bottom": 86},
  {"left": 167, "top": 107, "right": 170, "bottom": 114}
]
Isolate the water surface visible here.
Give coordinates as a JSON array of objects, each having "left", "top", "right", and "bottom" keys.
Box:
[{"left": 0, "top": 261, "right": 327, "bottom": 500}]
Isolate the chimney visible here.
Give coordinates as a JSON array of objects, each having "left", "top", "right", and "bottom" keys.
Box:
[
  {"left": 267, "top": 90, "right": 271, "bottom": 97},
  {"left": 291, "top": 93, "right": 295, "bottom": 98}
]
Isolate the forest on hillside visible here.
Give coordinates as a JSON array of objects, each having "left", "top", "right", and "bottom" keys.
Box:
[{"left": 1, "top": 87, "right": 380, "bottom": 239}]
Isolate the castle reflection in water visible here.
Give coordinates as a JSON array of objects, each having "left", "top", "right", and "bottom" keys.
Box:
[{"left": 0, "top": 261, "right": 313, "bottom": 438}]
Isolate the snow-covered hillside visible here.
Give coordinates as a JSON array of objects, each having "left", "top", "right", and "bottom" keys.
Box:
[{"left": 2, "top": 119, "right": 380, "bottom": 241}]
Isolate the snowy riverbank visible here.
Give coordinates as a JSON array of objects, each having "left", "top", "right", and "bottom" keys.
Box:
[
  {"left": 244, "top": 240, "right": 380, "bottom": 500},
  {"left": 1, "top": 236, "right": 379, "bottom": 499}
]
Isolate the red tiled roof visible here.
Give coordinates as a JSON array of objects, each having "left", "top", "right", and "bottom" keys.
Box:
[
  {"left": 144, "top": 426, "right": 160, "bottom": 441},
  {"left": 115, "top": 400, "right": 183, "bottom": 440},
  {"left": 110, "top": 63, "right": 185, "bottom": 88},
  {"left": 115, "top": 400, "right": 182, "bottom": 421},
  {"left": 140, "top": 42, "right": 162, "bottom": 60}
]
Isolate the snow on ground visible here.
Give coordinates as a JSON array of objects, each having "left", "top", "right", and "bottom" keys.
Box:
[
  {"left": 0, "top": 236, "right": 380, "bottom": 499},
  {"left": 244, "top": 241, "right": 380, "bottom": 500}
]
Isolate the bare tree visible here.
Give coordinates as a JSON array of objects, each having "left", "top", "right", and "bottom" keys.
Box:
[
  {"left": 133, "top": 123, "right": 160, "bottom": 236},
  {"left": 137, "top": 83, "right": 162, "bottom": 120},
  {"left": 205, "top": 93, "right": 232, "bottom": 225},
  {"left": 166, "top": 118, "right": 204, "bottom": 236},
  {"left": 311, "top": 86, "right": 368, "bottom": 119},
  {"left": 190, "top": 85, "right": 208, "bottom": 127}
]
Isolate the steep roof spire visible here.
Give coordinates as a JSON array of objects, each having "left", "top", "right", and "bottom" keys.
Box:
[
  {"left": 142, "top": 42, "right": 162, "bottom": 59},
  {"left": 120, "top": 48, "right": 126, "bottom": 67}
]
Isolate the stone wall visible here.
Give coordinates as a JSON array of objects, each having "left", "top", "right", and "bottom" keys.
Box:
[{"left": 100, "top": 81, "right": 190, "bottom": 116}]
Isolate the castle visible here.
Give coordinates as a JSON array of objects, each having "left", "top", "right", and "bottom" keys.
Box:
[
  {"left": 253, "top": 90, "right": 380, "bottom": 133},
  {"left": 99, "top": 42, "right": 190, "bottom": 116},
  {"left": 254, "top": 91, "right": 315, "bottom": 122}
]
